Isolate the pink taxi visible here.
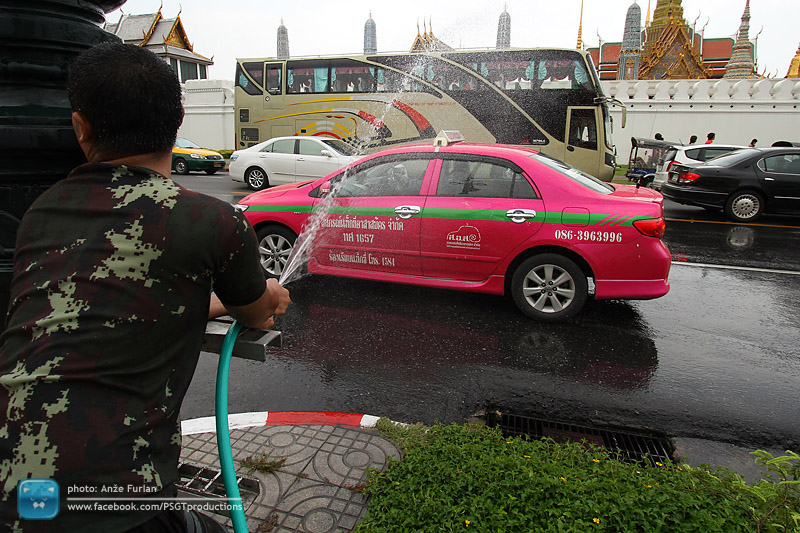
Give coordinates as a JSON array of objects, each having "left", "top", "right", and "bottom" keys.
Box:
[{"left": 236, "top": 134, "right": 671, "bottom": 321}]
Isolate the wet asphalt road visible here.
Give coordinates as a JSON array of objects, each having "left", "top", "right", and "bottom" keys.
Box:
[{"left": 177, "top": 173, "right": 800, "bottom": 451}]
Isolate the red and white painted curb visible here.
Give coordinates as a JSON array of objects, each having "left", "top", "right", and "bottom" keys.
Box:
[{"left": 181, "top": 411, "right": 381, "bottom": 436}]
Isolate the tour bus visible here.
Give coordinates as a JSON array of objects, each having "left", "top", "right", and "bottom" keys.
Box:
[{"left": 234, "top": 48, "right": 622, "bottom": 181}]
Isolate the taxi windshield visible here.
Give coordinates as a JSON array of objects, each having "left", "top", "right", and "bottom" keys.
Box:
[
  {"left": 175, "top": 138, "right": 201, "bottom": 149},
  {"left": 531, "top": 153, "right": 614, "bottom": 194}
]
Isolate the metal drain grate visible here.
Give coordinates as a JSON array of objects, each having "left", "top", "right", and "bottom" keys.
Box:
[
  {"left": 176, "top": 462, "right": 261, "bottom": 514},
  {"left": 486, "top": 411, "right": 674, "bottom": 467}
]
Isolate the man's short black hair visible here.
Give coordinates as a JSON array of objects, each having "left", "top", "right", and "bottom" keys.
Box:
[{"left": 66, "top": 43, "right": 183, "bottom": 158}]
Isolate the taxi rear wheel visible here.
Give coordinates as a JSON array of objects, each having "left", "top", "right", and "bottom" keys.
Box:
[
  {"left": 511, "top": 254, "right": 588, "bottom": 322},
  {"left": 256, "top": 225, "right": 297, "bottom": 278}
]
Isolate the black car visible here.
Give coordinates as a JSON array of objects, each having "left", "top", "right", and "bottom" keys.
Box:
[{"left": 661, "top": 147, "right": 800, "bottom": 222}]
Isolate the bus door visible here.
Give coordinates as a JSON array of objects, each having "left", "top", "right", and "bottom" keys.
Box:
[
  {"left": 564, "top": 107, "right": 600, "bottom": 175},
  {"left": 263, "top": 63, "right": 284, "bottom": 110}
]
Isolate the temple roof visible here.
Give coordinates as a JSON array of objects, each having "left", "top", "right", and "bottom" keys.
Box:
[
  {"left": 410, "top": 21, "right": 453, "bottom": 53},
  {"left": 105, "top": 8, "right": 212, "bottom": 65},
  {"left": 639, "top": 0, "right": 709, "bottom": 79}
]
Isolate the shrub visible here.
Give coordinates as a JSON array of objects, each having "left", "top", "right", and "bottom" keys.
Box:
[{"left": 357, "top": 422, "right": 799, "bottom": 532}]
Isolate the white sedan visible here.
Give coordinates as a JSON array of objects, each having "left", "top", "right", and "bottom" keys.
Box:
[{"left": 229, "top": 136, "right": 362, "bottom": 190}]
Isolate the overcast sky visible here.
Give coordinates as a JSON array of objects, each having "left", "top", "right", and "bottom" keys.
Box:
[{"left": 109, "top": 0, "right": 798, "bottom": 80}]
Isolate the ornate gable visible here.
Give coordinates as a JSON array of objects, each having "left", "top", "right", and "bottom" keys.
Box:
[{"left": 640, "top": 16, "right": 709, "bottom": 79}]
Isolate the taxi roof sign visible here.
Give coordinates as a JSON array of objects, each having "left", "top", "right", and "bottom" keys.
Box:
[{"left": 433, "top": 130, "right": 466, "bottom": 149}]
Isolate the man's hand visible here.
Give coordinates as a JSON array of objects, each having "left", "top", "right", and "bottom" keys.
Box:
[{"left": 209, "top": 279, "right": 291, "bottom": 330}]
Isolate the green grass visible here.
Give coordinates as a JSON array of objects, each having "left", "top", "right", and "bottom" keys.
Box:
[{"left": 356, "top": 421, "right": 800, "bottom": 532}]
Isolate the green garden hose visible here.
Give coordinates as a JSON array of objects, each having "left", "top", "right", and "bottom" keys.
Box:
[{"left": 216, "top": 320, "right": 248, "bottom": 533}]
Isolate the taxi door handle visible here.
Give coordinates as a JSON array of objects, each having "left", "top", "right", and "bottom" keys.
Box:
[
  {"left": 506, "top": 209, "right": 537, "bottom": 223},
  {"left": 764, "top": 177, "right": 774, "bottom": 181},
  {"left": 395, "top": 205, "right": 421, "bottom": 219},
  {"left": 297, "top": 157, "right": 305, "bottom": 161}
]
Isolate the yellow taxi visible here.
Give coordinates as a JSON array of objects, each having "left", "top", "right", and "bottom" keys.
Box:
[{"left": 172, "top": 138, "right": 225, "bottom": 175}]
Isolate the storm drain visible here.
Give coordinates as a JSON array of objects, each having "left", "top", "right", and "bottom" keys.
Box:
[
  {"left": 176, "top": 462, "right": 260, "bottom": 514},
  {"left": 486, "top": 411, "right": 675, "bottom": 467}
]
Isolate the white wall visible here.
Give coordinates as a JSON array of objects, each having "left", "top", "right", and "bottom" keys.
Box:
[
  {"left": 178, "top": 79, "right": 235, "bottom": 151},
  {"left": 601, "top": 79, "right": 800, "bottom": 155},
  {"left": 178, "top": 78, "right": 800, "bottom": 154}
]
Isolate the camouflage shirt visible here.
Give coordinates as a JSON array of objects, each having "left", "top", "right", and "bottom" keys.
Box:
[{"left": 0, "top": 163, "right": 266, "bottom": 531}]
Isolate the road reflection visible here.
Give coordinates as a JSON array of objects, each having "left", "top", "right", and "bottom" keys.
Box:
[
  {"left": 665, "top": 219, "right": 800, "bottom": 270},
  {"left": 269, "top": 276, "right": 659, "bottom": 396}
]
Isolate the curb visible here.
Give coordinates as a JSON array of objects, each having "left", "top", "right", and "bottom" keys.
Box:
[{"left": 181, "top": 410, "right": 381, "bottom": 436}]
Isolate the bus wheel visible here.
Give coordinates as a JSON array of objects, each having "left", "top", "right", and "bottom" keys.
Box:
[
  {"left": 255, "top": 225, "right": 297, "bottom": 278},
  {"left": 246, "top": 167, "right": 269, "bottom": 190},
  {"left": 173, "top": 158, "right": 189, "bottom": 175},
  {"left": 511, "top": 254, "right": 587, "bottom": 322}
]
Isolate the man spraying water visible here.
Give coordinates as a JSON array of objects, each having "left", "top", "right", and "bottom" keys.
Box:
[{"left": 0, "top": 43, "right": 290, "bottom": 531}]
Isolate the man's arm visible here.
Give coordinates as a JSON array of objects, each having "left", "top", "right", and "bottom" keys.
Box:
[{"left": 209, "top": 279, "right": 290, "bottom": 330}]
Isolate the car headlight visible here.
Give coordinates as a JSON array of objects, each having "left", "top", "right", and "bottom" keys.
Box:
[
  {"left": 190, "top": 153, "right": 206, "bottom": 159},
  {"left": 230, "top": 154, "right": 239, "bottom": 161},
  {"left": 233, "top": 204, "right": 249, "bottom": 212}
]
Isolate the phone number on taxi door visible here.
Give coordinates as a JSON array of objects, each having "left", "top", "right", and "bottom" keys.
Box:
[{"left": 554, "top": 229, "right": 623, "bottom": 243}]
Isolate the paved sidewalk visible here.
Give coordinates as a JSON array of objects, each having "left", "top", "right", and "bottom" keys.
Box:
[{"left": 179, "top": 412, "right": 399, "bottom": 532}]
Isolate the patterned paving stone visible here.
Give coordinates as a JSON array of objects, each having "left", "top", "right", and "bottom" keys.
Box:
[{"left": 180, "top": 424, "right": 399, "bottom": 532}]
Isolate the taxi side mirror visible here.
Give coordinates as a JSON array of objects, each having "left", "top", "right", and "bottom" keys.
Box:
[{"left": 320, "top": 149, "right": 332, "bottom": 158}]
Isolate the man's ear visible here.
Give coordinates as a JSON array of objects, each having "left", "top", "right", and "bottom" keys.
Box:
[{"left": 71, "top": 111, "right": 95, "bottom": 159}]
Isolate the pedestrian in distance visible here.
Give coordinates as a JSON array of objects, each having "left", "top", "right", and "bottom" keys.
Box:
[
  {"left": 749, "top": 138, "right": 758, "bottom": 147},
  {"left": 0, "top": 43, "right": 291, "bottom": 532},
  {"left": 689, "top": 135, "right": 698, "bottom": 145},
  {"left": 705, "top": 132, "right": 716, "bottom": 144}
]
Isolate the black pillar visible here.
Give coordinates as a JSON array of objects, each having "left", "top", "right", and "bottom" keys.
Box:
[{"left": 0, "top": 0, "right": 124, "bottom": 328}]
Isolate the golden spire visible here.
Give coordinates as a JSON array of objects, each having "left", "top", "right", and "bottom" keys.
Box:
[
  {"left": 646, "top": 0, "right": 651, "bottom": 26},
  {"left": 576, "top": 0, "right": 584, "bottom": 50},
  {"left": 787, "top": 41, "right": 800, "bottom": 78}
]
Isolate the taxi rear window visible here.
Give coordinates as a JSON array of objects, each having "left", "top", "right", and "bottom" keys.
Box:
[{"left": 531, "top": 153, "right": 613, "bottom": 194}]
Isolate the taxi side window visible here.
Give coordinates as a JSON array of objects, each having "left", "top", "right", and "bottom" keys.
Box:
[
  {"left": 436, "top": 160, "right": 537, "bottom": 199},
  {"left": 336, "top": 158, "right": 429, "bottom": 197}
]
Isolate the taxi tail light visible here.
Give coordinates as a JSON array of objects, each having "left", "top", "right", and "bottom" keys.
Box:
[
  {"left": 633, "top": 217, "right": 666, "bottom": 239},
  {"left": 666, "top": 160, "right": 680, "bottom": 172}
]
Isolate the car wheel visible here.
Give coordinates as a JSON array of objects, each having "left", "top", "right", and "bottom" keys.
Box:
[
  {"left": 245, "top": 167, "right": 268, "bottom": 190},
  {"left": 724, "top": 190, "right": 764, "bottom": 222},
  {"left": 255, "top": 225, "right": 297, "bottom": 278},
  {"left": 205, "top": 169, "right": 218, "bottom": 175},
  {"left": 511, "top": 254, "right": 588, "bottom": 322},
  {"left": 173, "top": 158, "right": 189, "bottom": 175}
]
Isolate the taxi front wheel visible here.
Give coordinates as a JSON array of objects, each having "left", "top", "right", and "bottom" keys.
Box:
[
  {"left": 511, "top": 254, "right": 588, "bottom": 322},
  {"left": 256, "top": 225, "right": 297, "bottom": 279}
]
